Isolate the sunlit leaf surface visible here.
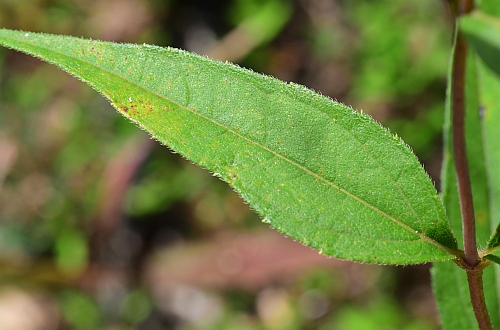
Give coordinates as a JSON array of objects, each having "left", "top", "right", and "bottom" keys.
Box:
[{"left": 0, "top": 29, "right": 459, "bottom": 264}]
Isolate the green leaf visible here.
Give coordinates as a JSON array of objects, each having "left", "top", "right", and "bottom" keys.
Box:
[
  {"left": 478, "top": 48, "right": 500, "bottom": 319},
  {"left": 432, "top": 261, "right": 478, "bottom": 329},
  {"left": 481, "top": 63, "right": 500, "bottom": 253},
  {"left": 487, "top": 222, "right": 500, "bottom": 250},
  {"left": 484, "top": 254, "right": 500, "bottom": 265},
  {"left": 460, "top": 10, "right": 500, "bottom": 77},
  {"left": 0, "top": 29, "right": 459, "bottom": 265},
  {"left": 433, "top": 45, "right": 500, "bottom": 329}
]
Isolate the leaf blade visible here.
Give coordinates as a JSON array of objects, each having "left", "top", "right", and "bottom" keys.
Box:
[
  {"left": 432, "top": 261, "right": 479, "bottom": 330},
  {"left": 477, "top": 43, "right": 500, "bottom": 323},
  {"left": 0, "top": 29, "right": 459, "bottom": 264},
  {"left": 460, "top": 10, "right": 500, "bottom": 77}
]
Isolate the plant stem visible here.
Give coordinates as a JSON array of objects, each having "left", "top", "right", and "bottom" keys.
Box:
[
  {"left": 466, "top": 267, "right": 493, "bottom": 330},
  {"left": 451, "top": 32, "right": 493, "bottom": 329},
  {"left": 450, "top": 0, "right": 493, "bottom": 329},
  {"left": 451, "top": 31, "right": 479, "bottom": 268}
]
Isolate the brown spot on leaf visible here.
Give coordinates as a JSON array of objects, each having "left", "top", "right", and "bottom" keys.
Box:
[{"left": 117, "top": 105, "right": 128, "bottom": 113}]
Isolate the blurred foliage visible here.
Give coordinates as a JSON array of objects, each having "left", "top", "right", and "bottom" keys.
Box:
[
  {"left": 0, "top": 0, "right": 451, "bottom": 329},
  {"left": 346, "top": 1, "right": 450, "bottom": 103}
]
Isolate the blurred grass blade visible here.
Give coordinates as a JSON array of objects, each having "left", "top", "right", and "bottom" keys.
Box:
[
  {"left": 206, "top": 0, "right": 292, "bottom": 62},
  {"left": 432, "top": 44, "right": 500, "bottom": 329},
  {"left": 460, "top": 10, "right": 500, "bottom": 77},
  {"left": 0, "top": 29, "right": 459, "bottom": 265},
  {"left": 240, "top": 0, "right": 291, "bottom": 44}
]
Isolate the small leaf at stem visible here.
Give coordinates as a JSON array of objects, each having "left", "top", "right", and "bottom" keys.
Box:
[
  {"left": 483, "top": 254, "right": 500, "bottom": 265},
  {"left": 486, "top": 222, "right": 500, "bottom": 250}
]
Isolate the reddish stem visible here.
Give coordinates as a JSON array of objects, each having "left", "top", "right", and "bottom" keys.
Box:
[
  {"left": 449, "top": 0, "right": 492, "bottom": 329},
  {"left": 451, "top": 31, "right": 479, "bottom": 268},
  {"left": 466, "top": 268, "right": 492, "bottom": 330}
]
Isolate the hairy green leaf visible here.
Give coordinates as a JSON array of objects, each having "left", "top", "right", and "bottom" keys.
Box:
[{"left": 0, "top": 29, "right": 459, "bottom": 264}]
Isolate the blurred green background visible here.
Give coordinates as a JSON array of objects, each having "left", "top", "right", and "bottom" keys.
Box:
[{"left": 0, "top": 0, "right": 452, "bottom": 329}]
